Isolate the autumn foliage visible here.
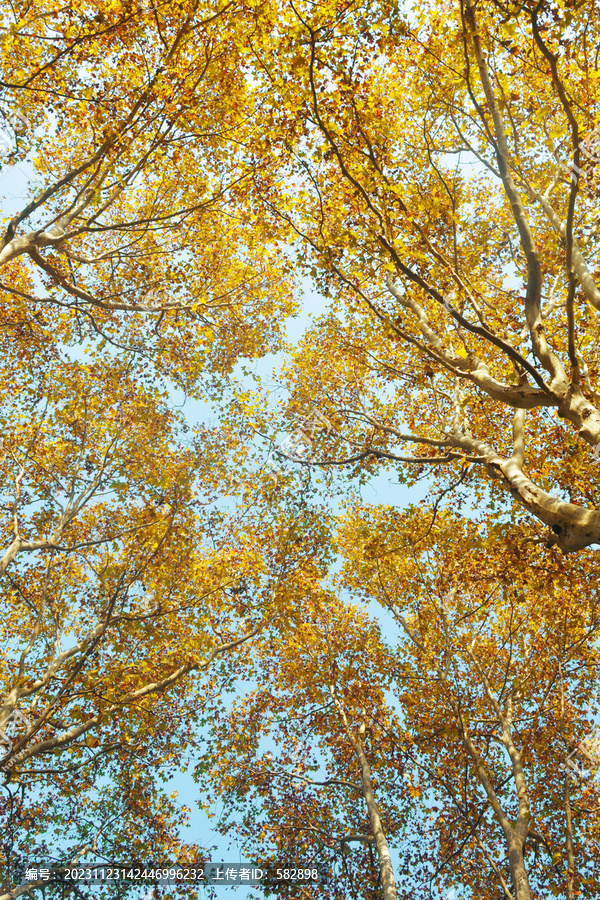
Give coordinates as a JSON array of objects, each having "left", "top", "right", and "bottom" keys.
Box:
[{"left": 1, "top": 0, "right": 600, "bottom": 898}]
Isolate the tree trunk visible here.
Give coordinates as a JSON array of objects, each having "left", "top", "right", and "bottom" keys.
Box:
[
  {"left": 506, "top": 837, "right": 531, "bottom": 900},
  {"left": 354, "top": 736, "right": 398, "bottom": 900}
]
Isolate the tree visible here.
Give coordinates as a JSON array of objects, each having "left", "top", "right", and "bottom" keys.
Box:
[
  {"left": 202, "top": 507, "right": 600, "bottom": 899},
  {"left": 0, "top": 366, "right": 332, "bottom": 890},
  {"left": 246, "top": 0, "right": 600, "bottom": 552},
  {"left": 338, "top": 505, "right": 600, "bottom": 899},
  {"left": 0, "top": 348, "right": 326, "bottom": 883},
  {"left": 195, "top": 588, "right": 410, "bottom": 900},
  {"left": 0, "top": 0, "right": 301, "bottom": 887},
  {"left": 0, "top": 0, "right": 294, "bottom": 375}
]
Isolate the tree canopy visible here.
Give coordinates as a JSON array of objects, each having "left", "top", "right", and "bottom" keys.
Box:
[
  {"left": 241, "top": 0, "right": 600, "bottom": 553},
  {"left": 1, "top": 1, "right": 600, "bottom": 899}
]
